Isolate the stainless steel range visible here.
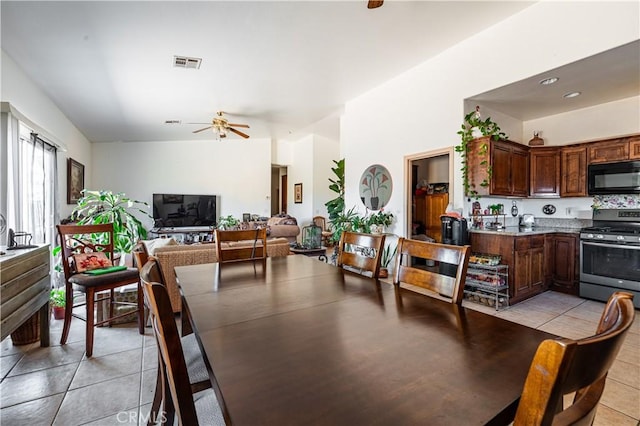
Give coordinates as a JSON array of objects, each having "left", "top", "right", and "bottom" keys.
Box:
[{"left": 580, "top": 208, "right": 640, "bottom": 309}]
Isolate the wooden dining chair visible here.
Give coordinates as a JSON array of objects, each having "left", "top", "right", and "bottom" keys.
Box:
[
  {"left": 337, "top": 231, "right": 386, "bottom": 277},
  {"left": 143, "top": 276, "right": 226, "bottom": 425},
  {"left": 514, "top": 291, "right": 635, "bottom": 426},
  {"left": 139, "top": 259, "right": 222, "bottom": 425},
  {"left": 56, "top": 223, "right": 144, "bottom": 357},
  {"left": 214, "top": 228, "right": 267, "bottom": 265},
  {"left": 313, "top": 215, "right": 333, "bottom": 246},
  {"left": 393, "top": 238, "right": 471, "bottom": 304}
]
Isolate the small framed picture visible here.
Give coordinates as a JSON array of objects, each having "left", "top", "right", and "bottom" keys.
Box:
[
  {"left": 243, "top": 213, "right": 251, "bottom": 222},
  {"left": 67, "top": 158, "right": 85, "bottom": 204},
  {"left": 294, "top": 183, "right": 303, "bottom": 204}
]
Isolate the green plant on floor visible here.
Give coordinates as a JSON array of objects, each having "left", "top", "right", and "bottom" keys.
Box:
[
  {"left": 455, "top": 106, "right": 507, "bottom": 199},
  {"left": 71, "top": 190, "right": 152, "bottom": 254},
  {"left": 217, "top": 215, "right": 240, "bottom": 230},
  {"left": 50, "top": 288, "right": 66, "bottom": 307},
  {"left": 325, "top": 159, "right": 345, "bottom": 227},
  {"left": 380, "top": 243, "right": 397, "bottom": 269}
]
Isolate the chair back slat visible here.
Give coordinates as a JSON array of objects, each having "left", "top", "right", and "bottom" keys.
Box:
[
  {"left": 393, "top": 238, "right": 470, "bottom": 304},
  {"left": 144, "top": 280, "right": 200, "bottom": 425},
  {"left": 337, "top": 231, "right": 386, "bottom": 277},
  {"left": 215, "top": 228, "right": 267, "bottom": 264},
  {"left": 514, "top": 291, "right": 635, "bottom": 426}
]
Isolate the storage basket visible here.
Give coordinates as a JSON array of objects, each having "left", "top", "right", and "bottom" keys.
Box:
[{"left": 10, "top": 313, "right": 40, "bottom": 345}]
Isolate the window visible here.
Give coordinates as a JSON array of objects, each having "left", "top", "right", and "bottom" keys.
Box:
[{"left": 6, "top": 122, "right": 58, "bottom": 246}]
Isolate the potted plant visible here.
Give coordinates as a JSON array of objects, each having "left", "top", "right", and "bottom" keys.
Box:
[
  {"left": 379, "top": 243, "right": 397, "bottom": 279},
  {"left": 455, "top": 106, "right": 507, "bottom": 199},
  {"left": 71, "top": 190, "right": 152, "bottom": 260},
  {"left": 217, "top": 215, "right": 240, "bottom": 230},
  {"left": 325, "top": 159, "right": 345, "bottom": 231},
  {"left": 366, "top": 210, "right": 394, "bottom": 234},
  {"left": 50, "top": 288, "right": 66, "bottom": 319}
]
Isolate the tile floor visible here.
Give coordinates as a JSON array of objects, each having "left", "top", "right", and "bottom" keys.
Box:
[{"left": 1, "top": 290, "right": 638, "bottom": 425}]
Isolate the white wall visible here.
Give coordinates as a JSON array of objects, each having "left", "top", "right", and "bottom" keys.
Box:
[
  {"left": 312, "top": 135, "right": 340, "bottom": 219},
  {"left": 91, "top": 138, "right": 273, "bottom": 229},
  {"left": 1, "top": 50, "right": 93, "bottom": 219},
  {"left": 341, "top": 2, "right": 640, "bottom": 237}
]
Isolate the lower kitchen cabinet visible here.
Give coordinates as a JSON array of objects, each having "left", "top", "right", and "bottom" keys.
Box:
[
  {"left": 470, "top": 232, "right": 548, "bottom": 304},
  {"left": 548, "top": 233, "right": 579, "bottom": 295}
]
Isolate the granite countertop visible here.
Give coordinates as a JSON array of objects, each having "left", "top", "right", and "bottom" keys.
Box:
[{"left": 469, "top": 226, "right": 582, "bottom": 236}]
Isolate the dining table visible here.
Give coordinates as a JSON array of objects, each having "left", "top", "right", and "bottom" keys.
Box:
[{"left": 175, "top": 255, "right": 556, "bottom": 426}]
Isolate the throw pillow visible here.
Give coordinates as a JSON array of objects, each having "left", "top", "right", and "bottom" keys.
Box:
[
  {"left": 142, "top": 238, "right": 178, "bottom": 255},
  {"left": 73, "top": 252, "right": 112, "bottom": 272}
]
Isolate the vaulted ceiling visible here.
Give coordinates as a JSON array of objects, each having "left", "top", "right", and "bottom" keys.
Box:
[{"left": 2, "top": 2, "right": 638, "bottom": 144}]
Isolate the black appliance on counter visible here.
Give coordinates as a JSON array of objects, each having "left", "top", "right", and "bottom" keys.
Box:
[
  {"left": 580, "top": 208, "right": 640, "bottom": 309},
  {"left": 439, "top": 215, "right": 469, "bottom": 276}
]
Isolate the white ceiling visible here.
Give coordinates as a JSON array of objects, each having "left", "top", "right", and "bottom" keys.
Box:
[{"left": 2, "top": 1, "right": 638, "bottom": 144}]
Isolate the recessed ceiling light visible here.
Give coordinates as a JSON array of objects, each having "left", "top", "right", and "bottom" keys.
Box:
[
  {"left": 539, "top": 77, "right": 559, "bottom": 85},
  {"left": 563, "top": 91, "right": 582, "bottom": 99}
]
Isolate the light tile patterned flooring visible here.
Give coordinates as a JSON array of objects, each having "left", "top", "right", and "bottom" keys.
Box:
[{"left": 1, "top": 290, "right": 638, "bottom": 425}]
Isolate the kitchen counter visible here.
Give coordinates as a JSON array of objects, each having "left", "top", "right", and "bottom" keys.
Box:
[{"left": 469, "top": 226, "right": 582, "bottom": 236}]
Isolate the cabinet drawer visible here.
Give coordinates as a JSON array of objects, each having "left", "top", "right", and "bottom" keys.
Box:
[{"left": 514, "top": 235, "right": 544, "bottom": 251}]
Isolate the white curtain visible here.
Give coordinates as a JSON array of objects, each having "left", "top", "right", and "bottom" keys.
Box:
[{"left": 6, "top": 121, "right": 59, "bottom": 247}]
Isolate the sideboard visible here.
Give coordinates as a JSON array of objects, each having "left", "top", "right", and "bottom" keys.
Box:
[{"left": 0, "top": 244, "right": 51, "bottom": 346}]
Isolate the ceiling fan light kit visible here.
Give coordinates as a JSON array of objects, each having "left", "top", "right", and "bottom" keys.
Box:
[{"left": 191, "top": 111, "right": 250, "bottom": 139}]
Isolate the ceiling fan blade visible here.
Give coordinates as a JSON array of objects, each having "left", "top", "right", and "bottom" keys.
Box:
[
  {"left": 228, "top": 127, "right": 250, "bottom": 139},
  {"left": 368, "top": 0, "right": 383, "bottom": 8},
  {"left": 193, "top": 126, "right": 214, "bottom": 133},
  {"left": 227, "top": 123, "right": 250, "bottom": 128}
]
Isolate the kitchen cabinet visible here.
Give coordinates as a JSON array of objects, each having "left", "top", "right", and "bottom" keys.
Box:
[
  {"left": 560, "top": 145, "right": 587, "bottom": 197},
  {"left": 467, "top": 137, "right": 529, "bottom": 197},
  {"left": 548, "top": 233, "right": 579, "bottom": 295},
  {"left": 629, "top": 136, "right": 640, "bottom": 159},
  {"left": 530, "top": 147, "right": 560, "bottom": 197},
  {"left": 414, "top": 193, "right": 448, "bottom": 242},
  {"left": 588, "top": 137, "right": 629, "bottom": 164},
  {"left": 469, "top": 232, "right": 547, "bottom": 304}
]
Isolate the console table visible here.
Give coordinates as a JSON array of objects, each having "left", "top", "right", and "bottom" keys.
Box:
[{"left": 0, "top": 244, "right": 50, "bottom": 346}]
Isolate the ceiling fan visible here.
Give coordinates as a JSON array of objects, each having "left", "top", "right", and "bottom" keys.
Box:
[
  {"left": 191, "top": 111, "right": 250, "bottom": 139},
  {"left": 367, "top": 0, "right": 383, "bottom": 9}
]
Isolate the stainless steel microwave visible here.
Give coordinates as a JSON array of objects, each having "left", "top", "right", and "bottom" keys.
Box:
[{"left": 588, "top": 161, "right": 640, "bottom": 195}]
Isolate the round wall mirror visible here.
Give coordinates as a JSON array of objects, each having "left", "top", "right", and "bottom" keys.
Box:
[{"left": 359, "top": 164, "right": 392, "bottom": 211}]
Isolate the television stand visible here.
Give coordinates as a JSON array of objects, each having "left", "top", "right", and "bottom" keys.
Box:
[{"left": 149, "top": 227, "right": 214, "bottom": 244}]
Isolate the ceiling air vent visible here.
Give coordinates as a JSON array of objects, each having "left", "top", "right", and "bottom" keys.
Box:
[
  {"left": 173, "top": 55, "right": 202, "bottom": 69},
  {"left": 164, "top": 120, "right": 181, "bottom": 124}
]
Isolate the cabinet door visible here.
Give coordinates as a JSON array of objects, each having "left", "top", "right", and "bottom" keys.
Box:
[
  {"left": 513, "top": 249, "right": 531, "bottom": 299},
  {"left": 530, "top": 148, "right": 560, "bottom": 197},
  {"left": 630, "top": 136, "right": 640, "bottom": 159},
  {"left": 560, "top": 146, "right": 587, "bottom": 197},
  {"left": 529, "top": 246, "right": 545, "bottom": 292},
  {"left": 425, "top": 193, "right": 448, "bottom": 243},
  {"left": 511, "top": 146, "right": 530, "bottom": 197},
  {"left": 551, "top": 234, "right": 578, "bottom": 294},
  {"left": 588, "top": 139, "right": 629, "bottom": 163},
  {"left": 490, "top": 142, "right": 513, "bottom": 196}
]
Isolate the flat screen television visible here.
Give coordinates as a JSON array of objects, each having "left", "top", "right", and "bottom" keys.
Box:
[{"left": 152, "top": 194, "right": 218, "bottom": 229}]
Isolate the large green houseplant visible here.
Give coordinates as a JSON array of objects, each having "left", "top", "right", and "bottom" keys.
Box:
[
  {"left": 454, "top": 106, "right": 507, "bottom": 199},
  {"left": 71, "top": 190, "right": 152, "bottom": 255}
]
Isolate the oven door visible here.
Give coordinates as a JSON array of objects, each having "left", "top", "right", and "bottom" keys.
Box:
[{"left": 580, "top": 240, "right": 640, "bottom": 291}]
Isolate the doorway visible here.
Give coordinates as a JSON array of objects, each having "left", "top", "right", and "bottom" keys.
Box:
[
  {"left": 271, "top": 165, "right": 287, "bottom": 215},
  {"left": 405, "top": 148, "right": 453, "bottom": 242}
]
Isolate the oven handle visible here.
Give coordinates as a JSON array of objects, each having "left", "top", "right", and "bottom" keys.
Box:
[{"left": 581, "top": 241, "right": 640, "bottom": 250}]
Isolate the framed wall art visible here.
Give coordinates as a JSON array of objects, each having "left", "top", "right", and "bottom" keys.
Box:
[
  {"left": 294, "top": 183, "right": 303, "bottom": 203},
  {"left": 67, "top": 158, "right": 85, "bottom": 204}
]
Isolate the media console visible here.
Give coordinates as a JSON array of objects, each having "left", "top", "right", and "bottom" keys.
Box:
[{"left": 149, "top": 227, "right": 214, "bottom": 244}]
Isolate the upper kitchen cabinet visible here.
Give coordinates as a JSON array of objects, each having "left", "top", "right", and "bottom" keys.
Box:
[
  {"left": 588, "top": 137, "right": 630, "bottom": 164},
  {"left": 628, "top": 135, "right": 640, "bottom": 159},
  {"left": 467, "top": 137, "right": 529, "bottom": 197},
  {"left": 530, "top": 147, "right": 560, "bottom": 197},
  {"left": 560, "top": 145, "right": 588, "bottom": 197}
]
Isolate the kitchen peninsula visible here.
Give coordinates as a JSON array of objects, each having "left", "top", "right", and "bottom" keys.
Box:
[{"left": 470, "top": 227, "right": 581, "bottom": 304}]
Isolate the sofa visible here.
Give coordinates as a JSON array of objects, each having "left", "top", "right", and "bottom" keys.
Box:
[
  {"left": 239, "top": 214, "right": 300, "bottom": 243},
  {"left": 151, "top": 237, "right": 290, "bottom": 312}
]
